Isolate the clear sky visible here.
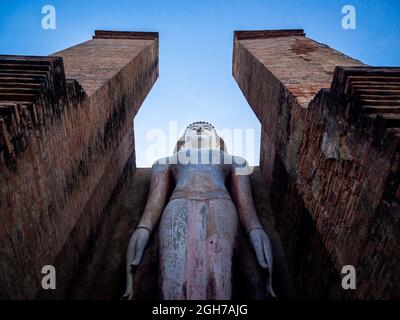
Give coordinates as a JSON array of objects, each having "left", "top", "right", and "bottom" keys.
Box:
[{"left": 0, "top": 0, "right": 399, "bottom": 167}]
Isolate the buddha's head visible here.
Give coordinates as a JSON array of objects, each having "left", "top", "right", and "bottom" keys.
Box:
[{"left": 174, "top": 121, "right": 226, "bottom": 152}]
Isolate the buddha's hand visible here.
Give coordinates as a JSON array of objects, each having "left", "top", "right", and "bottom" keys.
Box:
[
  {"left": 121, "top": 227, "right": 150, "bottom": 300},
  {"left": 249, "top": 227, "right": 277, "bottom": 298}
]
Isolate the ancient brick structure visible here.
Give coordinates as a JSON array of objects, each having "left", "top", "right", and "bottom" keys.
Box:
[
  {"left": 233, "top": 29, "right": 400, "bottom": 299},
  {"left": 2, "top": 27, "right": 398, "bottom": 300},
  {"left": 0, "top": 30, "right": 159, "bottom": 299}
]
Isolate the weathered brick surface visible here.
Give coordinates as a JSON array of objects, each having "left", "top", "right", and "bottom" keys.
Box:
[
  {"left": 233, "top": 29, "right": 400, "bottom": 299},
  {"left": 0, "top": 31, "right": 158, "bottom": 299},
  {"left": 297, "top": 68, "right": 400, "bottom": 299}
]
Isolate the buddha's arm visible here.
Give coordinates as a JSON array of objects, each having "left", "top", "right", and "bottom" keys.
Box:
[
  {"left": 230, "top": 170, "right": 263, "bottom": 233},
  {"left": 137, "top": 161, "right": 171, "bottom": 231},
  {"left": 122, "top": 161, "right": 170, "bottom": 299},
  {"left": 230, "top": 159, "right": 276, "bottom": 298}
]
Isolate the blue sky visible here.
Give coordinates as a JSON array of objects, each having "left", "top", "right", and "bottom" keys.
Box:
[{"left": 0, "top": 0, "right": 399, "bottom": 166}]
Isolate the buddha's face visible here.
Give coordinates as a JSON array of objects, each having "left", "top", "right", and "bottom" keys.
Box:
[{"left": 183, "top": 122, "right": 219, "bottom": 150}]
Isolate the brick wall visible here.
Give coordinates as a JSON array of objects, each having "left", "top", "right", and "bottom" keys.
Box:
[
  {"left": 233, "top": 29, "right": 400, "bottom": 299},
  {"left": 0, "top": 31, "right": 158, "bottom": 299}
]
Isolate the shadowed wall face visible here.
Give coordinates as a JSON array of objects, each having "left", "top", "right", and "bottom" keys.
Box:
[
  {"left": 233, "top": 29, "right": 400, "bottom": 299},
  {"left": 0, "top": 31, "right": 158, "bottom": 299}
]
